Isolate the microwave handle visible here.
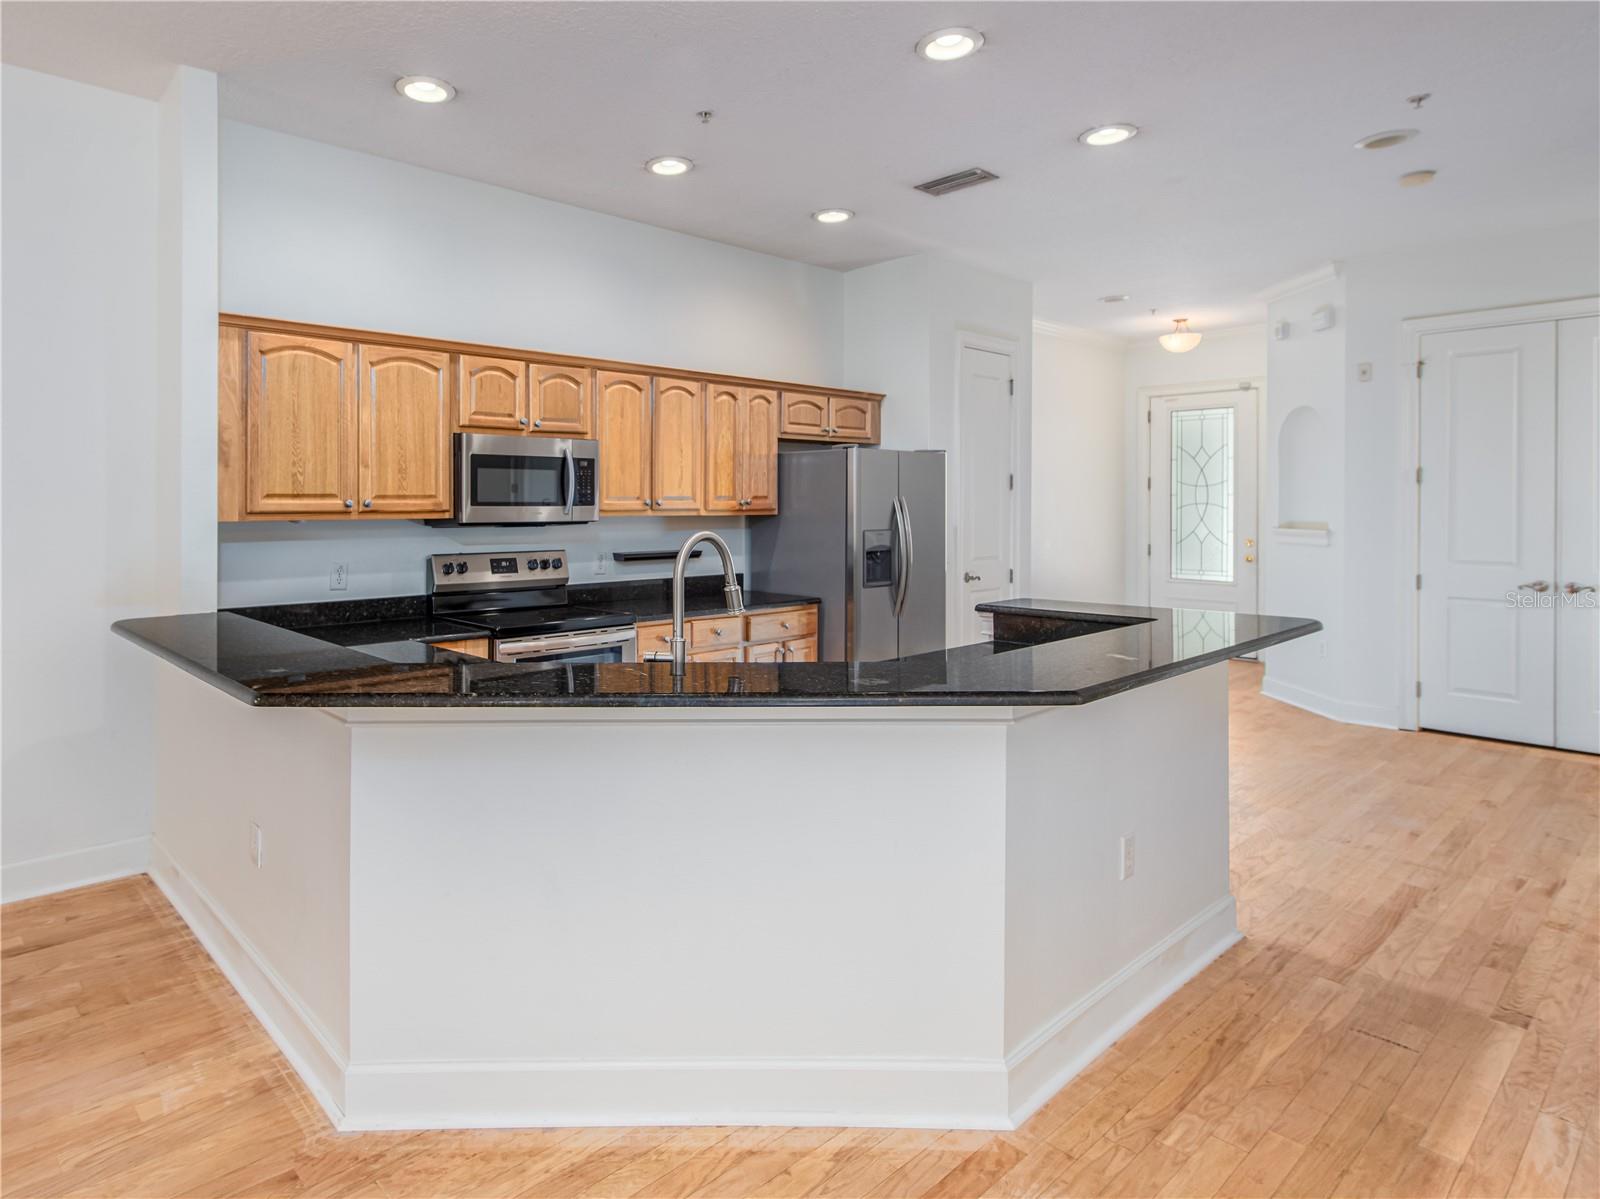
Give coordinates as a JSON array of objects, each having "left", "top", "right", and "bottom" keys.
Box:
[{"left": 563, "top": 444, "right": 576, "bottom": 515}]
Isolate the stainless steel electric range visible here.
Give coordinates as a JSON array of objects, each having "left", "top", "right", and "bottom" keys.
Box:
[{"left": 427, "top": 550, "right": 637, "bottom": 666}]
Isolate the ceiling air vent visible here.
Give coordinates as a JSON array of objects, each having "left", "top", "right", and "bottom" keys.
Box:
[{"left": 913, "top": 167, "right": 999, "bottom": 197}]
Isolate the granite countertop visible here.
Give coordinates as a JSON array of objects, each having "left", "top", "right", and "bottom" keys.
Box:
[
  {"left": 112, "top": 600, "right": 1320, "bottom": 708},
  {"left": 587, "top": 589, "right": 818, "bottom": 624}
]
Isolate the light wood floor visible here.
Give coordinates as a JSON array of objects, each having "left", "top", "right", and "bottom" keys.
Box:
[{"left": 3, "top": 663, "right": 1596, "bottom": 1199}]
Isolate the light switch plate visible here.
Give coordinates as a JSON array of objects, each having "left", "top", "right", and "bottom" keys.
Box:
[{"left": 1357, "top": 362, "right": 1373, "bottom": 382}]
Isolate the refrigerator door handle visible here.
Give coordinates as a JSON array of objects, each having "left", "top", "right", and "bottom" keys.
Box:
[{"left": 892, "top": 494, "right": 914, "bottom": 618}]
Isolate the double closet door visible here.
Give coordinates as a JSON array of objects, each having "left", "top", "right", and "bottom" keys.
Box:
[{"left": 1419, "top": 316, "right": 1598, "bottom": 752}]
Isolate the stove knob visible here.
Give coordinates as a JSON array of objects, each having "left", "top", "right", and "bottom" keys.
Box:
[
  {"left": 455, "top": 561, "right": 468, "bottom": 574},
  {"left": 441, "top": 562, "right": 455, "bottom": 576},
  {"left": 539, "top": 558, "right": 552, "bottom": 570},
  {"left": 551, "top": 557, "right": 563, "bottom": 569},
  {"left": 527, "top": 559, "right": 540, "bottom": 571}
]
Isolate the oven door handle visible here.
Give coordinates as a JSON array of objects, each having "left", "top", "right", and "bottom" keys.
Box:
[
  {"left": 563, "top": 444, "right": 576, "bottom": 515},
  {"left": 495, "top": 627, "right": 637, "bottom": 661}
]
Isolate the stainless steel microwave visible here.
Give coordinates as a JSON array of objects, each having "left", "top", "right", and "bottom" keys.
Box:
[{"left": 440, "top": 433, "right": 599, "bottom": 525}]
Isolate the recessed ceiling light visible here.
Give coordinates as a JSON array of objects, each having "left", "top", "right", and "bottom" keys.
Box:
[
  {"left": 916, "top": 28, "right": 984, "bottom": 61},
  {"left": 812, "top": 209, "right": 854, "bottom": 224},
  {"left": 396, "top": 76, "right": 455, "bottom": 104},
  {"left": 646, "top": 156, "right": 694, "bottom": 176},
  {"left": 1399, "top": 169, "right": 1437, "bottom": 188},
  {"left": 1353, "top": 128, "right": 1418, "bottom": 150},
  {"left": 1078, "top": 124, "right": 1139, "bottom": 147},
  {"left": 1100, "top": 294, "right": 1130, "bottom": 303}
]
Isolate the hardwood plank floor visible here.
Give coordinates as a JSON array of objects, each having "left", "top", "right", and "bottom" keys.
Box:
[{"left": 3, "top": 663, "right": 1595, "bottom": 1198}]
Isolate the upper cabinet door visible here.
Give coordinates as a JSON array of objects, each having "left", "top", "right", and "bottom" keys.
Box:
[
  {"left": 529, "top": 363, "right": 591, "bottom": 436},
  {"left": 652, "top": 377, "right": 704, "bottom": 513},
  {"left": 357, "top": 345, "right": 451, "bottom": 517},
  {"left": 704, "top": 384, "right": 744, "bottom": 513},
  {"left": 779, "top": 390, "right": 829, "bottom": 438},
  {"left": 596, "top": 371, "right": 652, "bottom": 512},
  {"left": 457, "top": 354, "right": 528, "bottom": 431},
  {"left": 245, "top": 332, "right": 356, "bottom": 515},
  {"left": 828, "top": 396, "right": 879, "bottom": 443},
  {"left": 742, "top": 388, "right": 779, "bottom": 514}
]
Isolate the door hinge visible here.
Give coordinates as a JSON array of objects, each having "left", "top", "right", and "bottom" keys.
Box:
[
  {"left": 1416, "top": 359, "right": 1425, "bottom": 379},
  {"left": 1147, "top": 476, "right": 1152, "bottom": 491},
  {"left": 1147, "top": 543, "right": 1152, "bottom": 557},
  {"left": 1416, "top": 680, "right": 1423, "bottom": 698},
  {"left": 1008, "top": 378, "right": 1015, "bottom": 396},
  {"left": 1416, "top": 466, "right": 1423, "bottom": 484},
  {"left": 1008, "top": 473, "right": 1014, "bottom": 490},
  {"left": 1009, "top": 568, "right": 1015, "bottom": 583},
  {"left": 1416, "top": 573, "right": 1422, "bottom": 590},
  {"left": 1146, "top": 409, "right": 1152, "bottom": 423}
]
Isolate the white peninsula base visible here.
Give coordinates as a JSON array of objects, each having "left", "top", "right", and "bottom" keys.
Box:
[{"left": 149, "top": 662, "right": 1237, "bottom": 1131}]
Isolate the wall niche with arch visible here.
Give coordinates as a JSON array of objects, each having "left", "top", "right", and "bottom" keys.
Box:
[{"left": 1275, "top": 404, "right": 1333, "bottom": 545}]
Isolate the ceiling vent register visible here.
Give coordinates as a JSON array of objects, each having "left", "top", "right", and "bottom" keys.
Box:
[{"left": 913, "top": 168, "right": 1000, "bottom": 196}]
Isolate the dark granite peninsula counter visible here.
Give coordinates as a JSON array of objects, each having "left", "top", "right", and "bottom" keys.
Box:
[
  {"left": 113, "top": 599, "right": 1318, "bottom": 707},
  {"left": 127, "top": 595, "right": 1315, "bottom": 1132}
]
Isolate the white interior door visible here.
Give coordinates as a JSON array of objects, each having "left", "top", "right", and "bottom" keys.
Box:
[
  {"left": 957, "top": 345, "right": 1014, "bottom": 644},
  {"left": 1149, "top": 387, "right": 1259, "bottom": 619},
  {"left": 1419, "top": 322, "right": 1557, "bottom": 744},
  {"left": 1556, "top": 316, "right": 1599, "bottom": 753}
]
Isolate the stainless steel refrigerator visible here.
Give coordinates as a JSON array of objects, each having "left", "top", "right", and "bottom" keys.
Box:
[{"left": 750, "top": 447, "right": 946, "bottom": 661}]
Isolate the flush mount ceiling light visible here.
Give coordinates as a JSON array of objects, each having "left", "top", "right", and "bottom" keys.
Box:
[
  {"left": 395, "top": 76, "right": 456, "bottom": 104},
  {"left": 1159, "top": 318, "right": 1203, "bottom": 353},
  {"left": 646, "top": 156, "right": 694, "bottom": 176},
  {"left": 812, "top": 209, "right": 854, "bottom": 224},
  {"left": 1353, "top": 128, "right": 1417, "bottom": 150},
  {"left": 1078, "top": 123, "right": 1139, "bottom": 147},
  {"left": 1399, "top": 169, "right": 1437, "bottom": 187},
  {"left": 1100, "top": 294, "right": 1130, "bottom": 303},
  {"left": 916, "top": 27, "right": 984, "bottom": 61}
]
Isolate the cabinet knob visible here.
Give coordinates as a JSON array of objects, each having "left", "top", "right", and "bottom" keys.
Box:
[
  {"left": 344, "top": 499, "right": 354, "bottom": 509},
  {"left": 534, "top": 419, "right": 543, "bottom": 428},
  {"left": 362, "top": 499, "right": 373, "bottom": 509},
  {"left": 713, "top": 628, "right": 724, "bottom": 638},
  {"left": 781, "top": 621, "right": 791, "bottom": 631},
  {"left": 643, "top": 498, "right": 652, "bottom": 508},
  {"left": 519, "top": 417, "right": 529, "bottom": 427}
]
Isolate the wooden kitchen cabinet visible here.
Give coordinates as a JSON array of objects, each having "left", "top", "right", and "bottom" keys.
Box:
[
  {"left": 528, "top": 363, "right": 591, "bottom": 436},
  {"left": 596, "top": 371, "right": 652, "bottom": 513},
  {"left": 705, "top": 385, "right": 778, "bottom": 513},
  {"left": 687, "top": 646, "right": 742, "bottom": 663},
  {"left": 456, "top": 354, "right": 528, "bottom": 431},
  {"left": 781, "top": 635, "right": 818, "bottom": 662},
  {"left": 635, "top": 604, "right": 820, "bottom": 664},
  {"left": 744, "top": 642, "right": 784, "bottom": 663},
  {"left": 651, "top": 377, "right": 704, "bottom": 512},
  {"left": 358, "top": 345, "right": 452, "bottom": 516},
  {"left": 778, "top": 390, "right": 880, "bottom": 444},
  {"left": 245, "top": 332, "right": 357, "bottom": 515}
]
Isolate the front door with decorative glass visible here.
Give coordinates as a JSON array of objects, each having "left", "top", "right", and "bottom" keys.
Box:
[{"left": 1148, "top": 386, "right": 1260, "bottom": 647}]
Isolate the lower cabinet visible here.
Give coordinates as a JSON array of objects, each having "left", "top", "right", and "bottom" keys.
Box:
[{"left": 634, "top": 604, "right": 819, "bottom": 663}]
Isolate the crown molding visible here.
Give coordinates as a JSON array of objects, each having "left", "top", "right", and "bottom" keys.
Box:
[
  {"left": 1257, "top": 262, "right": 1343, "bottom": 305},
  {"left": 1031, "top": 319, "right": 1126, "bottom": 348}
]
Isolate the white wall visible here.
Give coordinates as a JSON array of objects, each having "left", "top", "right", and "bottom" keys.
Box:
[
  {"left": 1121, "top": 326, "right": 1269, "bottom": 602},
  {"left": 1030, "top": 325, "right": 1125, "bottom": 601},
  {"left": 1, "top": 65, "right": 217, "bottom": 898},
  {"left": 217, "top": 122, "right": 848, "bottom": 606},
  {"left": 843, "top": 255, "right": 1034, "bottom": 640}
]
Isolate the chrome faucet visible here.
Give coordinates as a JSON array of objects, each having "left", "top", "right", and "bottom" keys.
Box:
[{"left": 654, "top": 531, "right": 744, "bottom": 673}]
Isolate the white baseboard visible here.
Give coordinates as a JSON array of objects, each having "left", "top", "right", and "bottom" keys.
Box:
[
  {"left": 1260, "top": 676, "right": 1401, "bottom": 730},
  {"left": 342, "top": 1058, "right": 1012, "bottom": 1132},
  {"left": 1003, "top": 895, "right": 1241, "bottom": 1126},
  {"left": 147, "top": 838, "right": 349, "bottom": 1127},
  {"left": 1, "top": 835, "right": 150, "bottom": 903}
]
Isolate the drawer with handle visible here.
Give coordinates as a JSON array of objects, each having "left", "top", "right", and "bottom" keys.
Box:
[
  {"left": 689, "top": 616, "right": 742, "bottom": 648},
  {"left": 635, "top": 621, "right": 674, "bottom": 652},
  {"left": 745, "top": 606, "right": 818, "bottom": 644}
]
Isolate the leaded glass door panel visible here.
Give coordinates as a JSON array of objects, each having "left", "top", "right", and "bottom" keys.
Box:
[{"left": 1149, "top": 386, "right": 1259, "bottom": 616}]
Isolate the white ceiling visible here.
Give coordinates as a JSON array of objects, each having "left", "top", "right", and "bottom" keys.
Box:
[{"left": 4, "top": 1, "right": 1596, "bottom": 337}]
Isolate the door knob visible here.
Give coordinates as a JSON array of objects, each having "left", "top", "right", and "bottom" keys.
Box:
[
  {"left": 1566, "top": 582, "right": 1597, "bottom": 594},
  {"left": 964, "top": 572, "right": 982, "bottom": 583},
  {"left": 1518, "top": 581, "right": 1551, "bottom": 592}
]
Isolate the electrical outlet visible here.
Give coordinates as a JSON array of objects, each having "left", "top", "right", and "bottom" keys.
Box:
[
  {"left": 330, "top": 563, "right": 349, "bottom": 591},
  {"left": 1119, "top": 834, "right": 1135, "bottom": 881},
  {"left": 249, "top": 821, "right": 264, "bottom": 868},
  {"left": 1357, "top": 362, "right": 1373, "bottom": 383},
  {"left": 594, "top": 552, "right": 609, "bottom": 576}
]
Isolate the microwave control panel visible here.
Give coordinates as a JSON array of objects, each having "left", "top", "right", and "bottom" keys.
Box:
[{"left": 573, "top": 457, "right": 595, "bottom": 506}]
